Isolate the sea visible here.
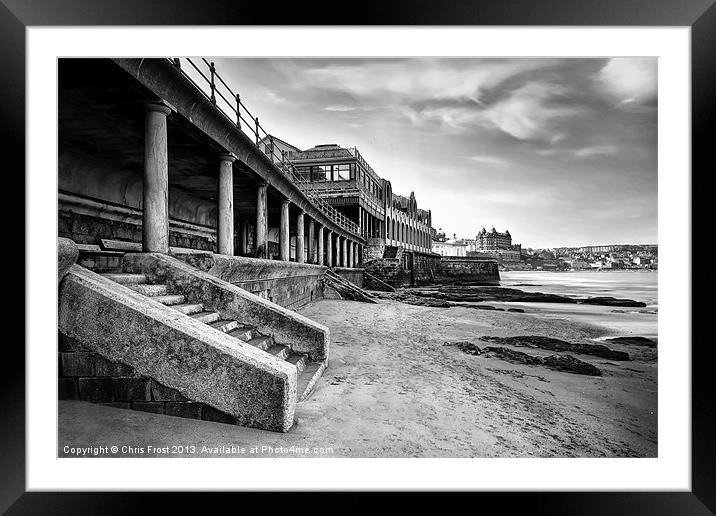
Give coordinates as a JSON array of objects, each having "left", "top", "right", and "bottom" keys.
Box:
[{"left": 496, "top": 270, "right": 658, "bottom": 339}]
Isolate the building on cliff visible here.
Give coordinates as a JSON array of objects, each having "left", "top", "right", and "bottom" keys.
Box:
[{"left": 474, "top": 227, "right": 523, "bottom": 263}]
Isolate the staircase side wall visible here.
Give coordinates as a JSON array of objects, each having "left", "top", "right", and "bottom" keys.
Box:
[
  {"left": 175, "top": 252, "right": 329, "bottom": 310},
  {"left": 59, "top": 264, "right": 297, "bottom": 432},
  {"left": 123, "top": 253, "right": 330, "bottom": 361}
]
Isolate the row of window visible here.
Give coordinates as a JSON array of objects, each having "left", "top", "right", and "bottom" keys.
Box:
[
  {"left": 295, "top": 164, "right": 354, "bottom": 182},
  {"left": 293, "top": 163, "right": 384, "bottom": 201}
]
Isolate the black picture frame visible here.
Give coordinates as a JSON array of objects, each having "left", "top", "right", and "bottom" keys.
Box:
[{"left": 4, "top": 0, "right": 712, "bottom": 513}]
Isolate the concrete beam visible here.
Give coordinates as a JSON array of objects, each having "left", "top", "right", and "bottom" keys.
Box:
[
  {"left": 296, "top": 211, "right": 305, "bottom": 264},
  {"left": 143, "top": 101, "right": 172, "bottom": 253},
  {"left": 279, "top": 200, "right": 290, "bottom": 261},
  {"left": 255, "top": 182, "right": 268, "bottom": 258},
  {"left": 317, "top": 225, "right": 324, "bottom": 266},
  {"left": 217, "top": 154, "right": 236, "bottom": 256},
  {"left": 240, "top": 220, "right": 249, "bottom": 255},
  {"left": 307, "top": 220, "right": 315, "bottom": 265}
]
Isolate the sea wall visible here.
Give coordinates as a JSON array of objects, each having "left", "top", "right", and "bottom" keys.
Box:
[
  {"left": 364, "top": 251, "right": 440, "bottom": 288},
  {"left": 436, "top": 257, "right": 500, "bottom": 285}
]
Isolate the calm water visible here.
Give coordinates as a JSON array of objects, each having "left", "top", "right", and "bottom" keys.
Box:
[{"left": 495, "top": 270, "right": 658, "bottom": 339}]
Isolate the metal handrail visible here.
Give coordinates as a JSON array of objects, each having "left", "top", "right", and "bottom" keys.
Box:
[{"left": 169, "top": 57, "right": 361, "bottom": 237}]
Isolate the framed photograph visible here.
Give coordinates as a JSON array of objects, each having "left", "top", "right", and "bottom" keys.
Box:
[{"left": 6, "top": 0, "right": 712, "bottom": 512}]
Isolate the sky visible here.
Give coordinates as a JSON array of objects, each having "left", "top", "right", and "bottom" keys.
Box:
[{"left": 209, "top": 57, "right": 657, "bottom": 249}]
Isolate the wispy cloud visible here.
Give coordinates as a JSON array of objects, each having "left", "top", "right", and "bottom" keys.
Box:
[
  {"left": 574, "top": 144, "right": 619, "bottom": 157},
  {"left": 323, "top": 105, "right": 358, "bottom": 112},
  {"left": 595, "top": 58, "right": 657, "bottom": 108},
  {"left": 466, "top": 155, "right": 510, "bottom": 167},
  {"left": 480, "top": 82, "right": 584, "bottom": 141}
]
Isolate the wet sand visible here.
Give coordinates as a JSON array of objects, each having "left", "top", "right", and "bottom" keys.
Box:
[{"left": 59, "top": 298, "right": 657, "bottom": 457}]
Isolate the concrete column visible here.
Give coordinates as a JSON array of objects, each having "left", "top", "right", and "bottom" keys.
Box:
[
  {"left": 358, "top": 206, "right": 363, "bottom": 236},
  {"left": 240, "top": 220, "right": 249, "bottom": 255},
  {"left": 296, "top": 211, "right": 305, "bottom": 263},
  {"left": 143, "top": 102, "right": 173, "bottom": 253},
  {"left": 326, "top": 230, "right": 333, "bottom": 267},
  {"left": 255, "top": 182, "right": 268, "bottom": 258},
  {"left": 317, "top": 225, "right": 325, "bottom": 266},
  {"left": 308, "top": 220, "right": 315, "bottom": 264},
  {"left": 341, "top": 237, "right": 348, "bottom": 267},
  {"left": 353, "top": 242, "right": 359, "bottom": 267},
  {"left": 279, "top": 199, "right": 290, "bottom": 261},
  {"left": 217, "top": 154, "right": 236, "bottom": 256},
  {"left": 347, "top": 241, "right": 353, "bottom": 268}
]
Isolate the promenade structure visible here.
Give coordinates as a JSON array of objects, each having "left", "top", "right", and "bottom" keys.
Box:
[{"left": 57, "top": 58, "right": 369, "bottom": 432}]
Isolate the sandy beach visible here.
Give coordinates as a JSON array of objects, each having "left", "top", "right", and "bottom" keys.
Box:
[{"left": 59, "top": 296, "right": 657, "bottom": 457}]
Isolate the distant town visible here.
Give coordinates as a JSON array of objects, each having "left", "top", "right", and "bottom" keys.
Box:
[{"left": 432, "top": 228, "right": 658, "bottom": 271}]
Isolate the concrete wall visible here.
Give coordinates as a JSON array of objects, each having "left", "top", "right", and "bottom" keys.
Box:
[
  {"left": 59, "top": 264, "right": 297, "bottom": 432},
  {"left": 364, "top": 258, "right": 405, "bottom": 288},
  {"left": 59, "top": 192, "right": 216, "bottom": 251},
  {"left": 58, "top": 334, "right": 244, "bottom": 425},
  {"left": 363, "top": 250, "right": 439, "bottom": 288},
  {"left": 175, "top": 253, "right": 329, "bottom": 310},
  {"left": 334, "top": 267, "right": 365, "bottom": 288},
  {"left": 363, "top": 238, "right": 385, "bottom": 261},
  {"left": 436, "top": 257, "right": 500, "bottom": 285},
  {"left": 59, "top": 151, "right": 218, "bottom": 250}
]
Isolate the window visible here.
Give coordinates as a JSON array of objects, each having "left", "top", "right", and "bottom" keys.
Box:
[
  {"left": 334, "top": 164, "right": 351, "bottom": 181},
  {"left": 312, "top": 165, "right": 330, "bottom": 182},
  {"left": 296, "top": 166, "right": 311, "bottom": 181}
]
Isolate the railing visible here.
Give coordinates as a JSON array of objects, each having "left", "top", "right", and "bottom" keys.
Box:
[
  {"left": 168, "top": 58, "right": 361, "bottom": 237},
  {"left": 346, "top": 147, "right": 380, "bottom": 182}
]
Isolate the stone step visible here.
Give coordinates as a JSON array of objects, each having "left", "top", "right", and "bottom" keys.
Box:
[
  {"left": 101, "top": 273, "right": 147, "bottom": 284},
  {"left": 173, "top": 303, "right": 204, "bottom": 316},
  {"left": 246, "top": 335, "right": 272, "bottom": 351},
  {"left": 127, "top": 283, "right": 169, "bottom": 297},
  {"left": 228, "top": 326, "right": 256, "bottom": 342},
  {"left": 191, "top": 311, "right": 220, "bottom": 324},
  {"left": 153, "top": 294, "right": 186, "bottom": 306},
  {"left": 286, "top": 353, "right": 308, "bottom": 374},
  {"left": 267, "top": 344, "right": 290, "bottom": 361},
  {"left": 297, "top": 361, "right": 327, "bottom": 402},
  {"left": 209, "top": 319, "right": 239, "bottom": 333}
]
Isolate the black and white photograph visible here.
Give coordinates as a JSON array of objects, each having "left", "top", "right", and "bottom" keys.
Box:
[
  {"left": 6, "top": 1, "right": 711, "bottom": 508},
  {"left": 56, "top": 55, "right": 658, "bottom": 458}
]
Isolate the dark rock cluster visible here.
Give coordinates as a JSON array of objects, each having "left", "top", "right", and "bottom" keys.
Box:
[{"left": 479, "top": 335, "right": 629, "bottom": 361}]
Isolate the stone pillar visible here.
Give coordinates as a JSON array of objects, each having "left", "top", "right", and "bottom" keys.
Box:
[
  {"left": 240, "top": 220, "right": 249, "bottom": 255},
  {"left": 279, "top": 200, "right": 290, "bottom": 261},
  {"left": 317, "top": 225, "right": 325, "bottom": 266},
  {"left": 296, "top": 211, "right": 305, "bottom": 263},
  {"left": 307, "top": 220, "right": 315, "bottom": 264},
  {"left": 341, "top": 237, "right": 348, "bottom": 267},
  {"left": 353, "top": 241, "right": 359, "bottom": 267},
  {"left": 348, "top": 241, "right": 354, "bottom": 268},
  {"left": 217, "top": 154, "right": 236, "bottom": 256},
  {"left": 143, "top": 102, "right": 172, "bottom": 253},
  {"left": 326, "top": 230, "right": 333, "bottom": 267},
  {"left": 255, "top": 182, "right": 268, "bottom": 258}
]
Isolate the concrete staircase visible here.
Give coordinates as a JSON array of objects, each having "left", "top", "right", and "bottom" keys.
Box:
[{"left": 101, "top": 272, "right": 325, "bottom": 401}]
